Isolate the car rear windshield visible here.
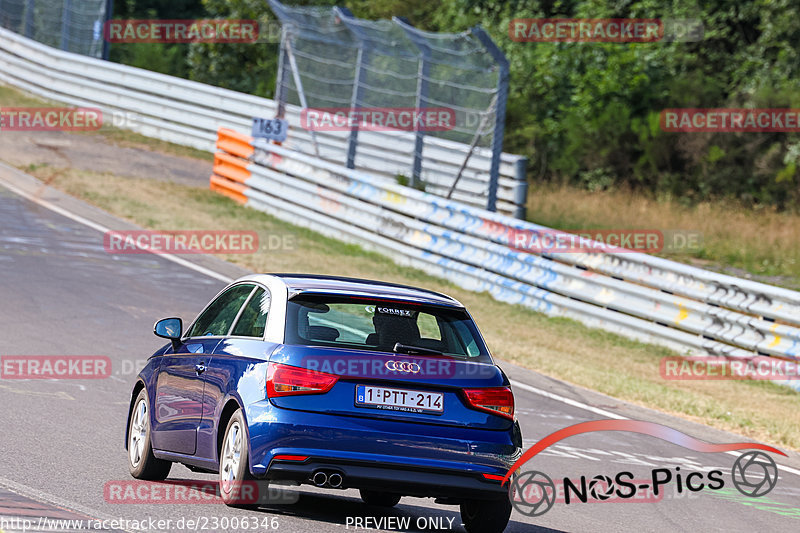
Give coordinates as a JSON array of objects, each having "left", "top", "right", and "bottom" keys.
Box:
[{"left": 285, "top": 294, "right": 491, "bottom": 362}]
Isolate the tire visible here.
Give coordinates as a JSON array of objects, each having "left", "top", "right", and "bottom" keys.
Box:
[
  {"left": 219, "top": 409, "right": 256, "bottom": 506},
  {"left": 128, "top": 389, "right": 171, "bottom": 480},
  {"left": 359, "top": 489, "right": 401, "bottom": 507},
  {"left": 460, "top": 498, "right": 512, "bottom": 533}
]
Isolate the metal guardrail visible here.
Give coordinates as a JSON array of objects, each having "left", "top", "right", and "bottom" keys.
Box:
[
  {"left": 2, "top": 26, "right": 798, "bottom": 389},
  {"left": 211, "top": 128, "right": 800, "bottom": 390},
  {"left": 0, "top": 26, "right": 528, "bottom": 217}
]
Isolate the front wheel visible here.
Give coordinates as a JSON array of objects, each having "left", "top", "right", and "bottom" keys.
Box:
[
  {"left": 219, "top": 409, "right": 256, "bottom": 506},
  {"left": 128, "top": 389, "right": 171, "bottom": 480},
  {"left": 460, "top": 498, "right": 512, "bottom": 533}
]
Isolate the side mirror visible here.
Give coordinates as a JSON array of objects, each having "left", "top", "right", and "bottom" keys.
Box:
[{"left": 154, "top": 317, "right": 182, "bottom": 351}]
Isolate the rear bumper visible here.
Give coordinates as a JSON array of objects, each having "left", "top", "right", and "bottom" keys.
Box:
[
  {"left": 245, "top": 400, "right": 521, "bottom": 499},
  {"left": 265, "top": 456, "right": 508, "bottom": 500}
]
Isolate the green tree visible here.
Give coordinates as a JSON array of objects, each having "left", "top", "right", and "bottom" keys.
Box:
[{"left": 110, "top": 0, "right": 800, "bottom": 208}]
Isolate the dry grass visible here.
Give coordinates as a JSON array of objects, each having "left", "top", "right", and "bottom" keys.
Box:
[
  {"left": 526, "top": 183, "right": 800, "bottom": 288},
  {"left": 24, "top": 165, "right": 800, "bottom": 451},
  {"left": 0, "top": 85, "right": 44, "bottom": 107}
]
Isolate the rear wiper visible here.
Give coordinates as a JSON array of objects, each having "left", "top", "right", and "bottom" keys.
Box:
[{"left": 393, "top": 343, "right": 443, "bottom": 356}]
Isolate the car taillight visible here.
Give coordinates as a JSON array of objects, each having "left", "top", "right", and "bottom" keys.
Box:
[
  {"left": 273, "top": 454, "right": 309, "bottom": 461},
  {"left": 463, "top": 387, "right": 514, "bottom": 420},
  {"left": 266, "top": 362, "right": 338, "bottom": 397}
]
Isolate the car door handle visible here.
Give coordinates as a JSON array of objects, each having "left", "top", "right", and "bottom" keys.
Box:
[{"left": 195, "top": 362, "right": 206, "bottom": 374}]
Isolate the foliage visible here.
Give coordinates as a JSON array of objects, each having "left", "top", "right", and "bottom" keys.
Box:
[
  {"left": 110, "top": 0, "right": 800, "bottom": 208},
  {"left": 430, "top": 0, "right": 800, "bottom": 208}
]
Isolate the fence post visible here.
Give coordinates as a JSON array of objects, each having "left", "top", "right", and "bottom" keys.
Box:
[
  {"left": 513, "top": 157, "right": 529, "bottom": 219},
  {"left": 24, "top": 0, "right": 35, "bottom": 38},
  {"left": 335, "top": 7, "right": 366, "bottom": 170},
  {"left": 275, "top": 27, "right": 289, "bottom": 118},
  {"left": 471, "top": 26, "right": 509, "bottom": 213},
  {"left": 60, "top": 0, "right": 72, "bottom": 51},
  {"left": 102, "top": 0, "right": 113, "bottom": 60},
  {"left": 284, "top": 37, "right": 320, "bottom": 157},
  {"left": 345, "top": 45, "right": 365, "bottom": 169},
  {"left": 394, "top": 17, "right": 430, "bottom": 188}
]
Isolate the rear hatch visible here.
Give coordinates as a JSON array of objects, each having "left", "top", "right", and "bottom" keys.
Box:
[{"left": 267, "top": 294, "right": 513, "bottom": 430}]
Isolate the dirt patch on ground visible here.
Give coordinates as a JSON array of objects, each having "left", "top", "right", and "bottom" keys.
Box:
[{"left": 0, "top": 130, "right": 210, "bottom": 187}]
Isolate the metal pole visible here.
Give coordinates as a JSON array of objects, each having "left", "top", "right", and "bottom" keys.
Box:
[
  {"left": 446, "top": 94, "right": 496, "bottom": 200},
  {"left": 513, "top": 157, "right": 529, "bottom": 219},
  {"left": 23, "top": 0, "right": 35, "bottom": 38},
  {"left": 409, "top": 55, "right": 430, "bottom": 187},
  {"left": 345, "top": 45, "right": 365, "bottom": 169},
  {"left": 275, "top": 27, "right": 289, "bottom": 119},
  {"left": 336, "top": 7, "right": 365, "bottom": 170},
  {"left": 394, "top": 17, "right": 430, "bottom": 188},
  {"left": 102, "top": 0, "right": 113, "bottom": 60},
  {"left": 285, "top": 37, "right": 320, "bottom": 157},
  {"left": 471, "top": 26, "right": 509, "bottom": 213},
  {"left": 60, "top": 0, "right": 72, "bottom": 51}
]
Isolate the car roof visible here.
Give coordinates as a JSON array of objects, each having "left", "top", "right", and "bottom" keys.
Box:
[{"left": 244, "top": 273, "right": 463, "bottom": 307}]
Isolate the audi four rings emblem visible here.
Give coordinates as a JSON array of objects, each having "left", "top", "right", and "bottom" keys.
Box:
[{"left": 385, "top": 361, "right": 421, "bottom": 373}]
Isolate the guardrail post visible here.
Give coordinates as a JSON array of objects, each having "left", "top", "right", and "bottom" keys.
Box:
[
  {"left": 471, "top": 26, "right": 509, "bottom": 213},
  {"left": 513, "top": 157, "right": 529, "bottom": 220},
  {"left": 60, "top": 0, "right": 72, "bottom": 51},
  {"left": 23, "top": 0, "right": 35, "bottom": 38}
]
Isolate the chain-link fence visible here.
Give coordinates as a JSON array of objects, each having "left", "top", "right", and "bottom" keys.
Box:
[
  {"left": 268, "top": 0, "right": 511, "bottom": 212},
  {"left": 0, "top": 0, "right": 109, "bottom": 58}
]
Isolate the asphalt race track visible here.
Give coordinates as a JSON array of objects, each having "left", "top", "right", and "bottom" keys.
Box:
[{"left": 1, "top": 165, "right": 799, "bottom": 533}]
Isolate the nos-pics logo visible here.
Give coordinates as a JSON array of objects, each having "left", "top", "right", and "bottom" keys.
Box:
[{"left": 502, "top": 420, "right": 783, "bottom": 517}]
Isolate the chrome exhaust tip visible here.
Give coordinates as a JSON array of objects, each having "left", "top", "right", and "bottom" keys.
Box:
[
  {"left": 328, "top": 472, "right": 343, "bottom": 488},
  {"left": 312, "top": 471, "right": 328, "bottom": 487}
]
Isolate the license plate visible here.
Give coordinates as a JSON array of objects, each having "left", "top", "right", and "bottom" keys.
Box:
[{"left": 355, "top": 385, "right": 443, "bottom": 414}]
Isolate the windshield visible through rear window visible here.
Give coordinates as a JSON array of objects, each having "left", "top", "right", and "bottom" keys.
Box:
[{"left": 284, "top": 295, "right": 491, "bottom": 361}]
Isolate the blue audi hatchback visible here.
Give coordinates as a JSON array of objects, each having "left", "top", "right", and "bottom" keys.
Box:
[{"left": 126, "top": 274, "right": 522, "bottom": 532}]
